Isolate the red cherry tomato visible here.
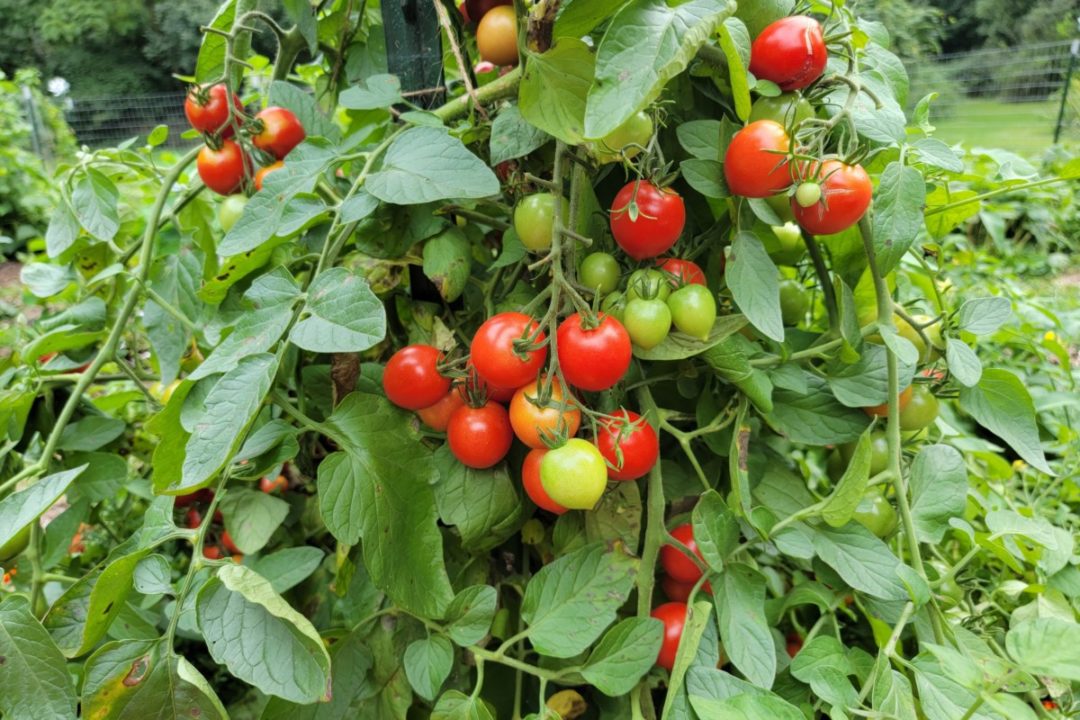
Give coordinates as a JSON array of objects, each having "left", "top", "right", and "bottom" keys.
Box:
[
  {"left": 723, "top": 120, "right": 792, "bottom": 198},
  {"left": 259, "top": 474, "right": 288, "bottom": 494},
  {"left": 470, "top": 312, "right": 547, "bottom": 389},
  {"left": 791, "top": 160, "right": 873, "bottom": 235},
  {"left": 660, "top": 524, "right": 705, "bottom": 583},
  {"left": 221, "top": 531, "right": 240, "bottom": 555},
  {"left": 255, "top": 161, "right": 284, "bottom": 191},
  {"left": 184, "top": 84, "right": 243, "bottom": 136},
  {"left": 651, "top": 602, "right": 688, "bottom": 671},
  {"left": 749, "top": 16, "right": 828, "bottom": 91},
  {"left": 251, "top": 106, "right": 306, "bottom": 159},
  {"left": 197, "top": 140, "right": 248, "bottom": 196},
  {"left": 661, "top": 575, "right": 712, "bottom": 601},
  {"left": 521, "top": 448, "right": 567, "bottom": 514},
  {"left": 786, "top": 633, "right": 804, "bottom": 657},
  {"left": 610, "top": 181, "right": 686, "bottom": 260},
  {"left": 416, "top": 386, "right": 468, "bottom": 432},
  {"left": 656, "top": 258, "right": 706, "bottom": 287},
  {"left": 203, "top": 545, "right": 224, "bottom": 560},
  {"left": 466, "top": 361, "right": 518, "bottom": 404},
  {"left": 447, "top": 401, "right": 513, "bottom": 469},
  {"left": 595, "top": 410, "right": 659, "bottom": 481},
  {"left": 556, "top": 312, "right": 632, "bottom": 392},
  {"left": 185, "top": 508, "right": 203, "bottom": 529},
  {"left": 383, "top": 345, "right": 451, "bottom": 410}
]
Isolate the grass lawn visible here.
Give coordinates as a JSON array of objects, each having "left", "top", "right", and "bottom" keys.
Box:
[{"left": 923, "top": 97, "right": 1067, "bottom": 156}]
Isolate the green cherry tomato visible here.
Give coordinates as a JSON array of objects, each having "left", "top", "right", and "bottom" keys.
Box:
[
  {"left": 601, "top": 291, "right": 627, "bottom": 324},
  {"left": 539, "top": 438, "right": 608, "bottom": 510},
  {"left": 593, "top": 110, "right": 654, "bottom": 163},
  {"left": 667, "top": 284, "right": 717, "bottom": 340},
  {"left": 0, "top": 525, "right": 30, "bottom": 562},
  {"left": 840, "top": 431, "right": 890, "bottom": 476},
  {"left": 748, "top": 93, "right": 815, "bottom": 127},
  {"left": 218, "top": 194, "right": 248, "bottom": 232},
  {"left": 514, "top": 193, "right": 570, "bottom": 251},
  {"left": 580, "top": 252, "right": 620, "bottom": 295},
  {"left": 912, "top": 313, "right": 944, "bottom": 359},
  {"left": 762, "top": 222, "right": 806, "bottom": 266},
  {"left": 623, "top": 298, "right": 672, "bottom": 350},
  {"left": 899, "top": 386, "right": 939, "bottom": 431},
  {"left": 778, "top": 279, "right": 810, "bottom": 326},
  {"left": 625, "top": 269, "right": 671, "bottom": 302},
  {"left": 794, "top": 182, "right": 822, "bottom": 208},
  {"left": 853, "top": 489, "right": 898, "bottom": 538}
]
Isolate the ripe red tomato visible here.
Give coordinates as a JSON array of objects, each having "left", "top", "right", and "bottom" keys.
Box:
[
  {"left": 723, "top": 120, "right": 792, "bottom": 198},
  {"left": 651, "top": 602, "right": 688, "bottom": 671},
  {"left": 476, "top": 5, "right": 518, "bottom": 66},
  {"left": 656, "top": 258, "right": 706, "bottom": 287},
  {"left": 748, "top": 16, "right": 828, "bottom": 91},
  {"left": 521, "top": 448, "right": 567, "bottom": 515},
  {"left": 251, "top": 107, "right": 306, "bottom": 159},
  {"left": 259, "top": 474, "right": 288, "bottom": 494},
  {"left": 661, "top": 575, "right": 712, "bottom": 601},
  {"left": 465, "top": 0, "right": 512, "bottom": 24},
  {"left": 556, "top": 312, "right": 632, "bottom": 392},
  {"left": 863, "top": 385, "right": 912, "bottom": 418},
  {"left": 416, "top": 386, "right": 468, "bottom": 432},
  {"left": 221, "top": 531, "right": 240, "bottom": 555},
  {"left": 786, "top": 633, "right": 804, "bottom": 657},
  {"left": 660, "top": 524, "right": 706, "bottom": 583},
  {"left": 185, "top": 508, "right": 203, "bottom": 529},
  {"left": 509, "top": 378, "right": 581, "bottom": 449},
  {"left": 197, "top": 140, "right": 248, "bottom": 196},
  {"left": 595, "top": 409, "right": 659, "bottom": 481},
  {"left": 203, "top": 545, "right": 224, "bottom": 560},
  {"left": 791, "top": 160, "right": 873, "bottom": 235},
  {"left": 610, "top": 181, "right": 686, "bottom": 260},
  {"left": 447, "top": 401, "right": 514, "bottom": 469},
  {"left": 184, "top": 84, "right": 243, "bottom": 136},
  {"left": 383, "top": 345, "right": 451, "bottom": 410},
  {"left": 470, "top": 312, "right": 547, "bottom": 389},
  {"left": 466, "top": 361, "right": 517, "bottom": 404},
  {"left": 255, "top": 161, "right": 283, "bottom": 191}
]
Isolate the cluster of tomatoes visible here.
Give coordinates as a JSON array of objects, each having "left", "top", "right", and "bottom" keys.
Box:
[{"left": 184, "top": 84, "right": 307, "bottom": 228}]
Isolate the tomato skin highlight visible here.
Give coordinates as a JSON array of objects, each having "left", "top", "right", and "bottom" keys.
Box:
[
  {"left": 656, "top": 258, "right": 706, "bottom": 287},
  {"left": 447, "top": 401, "right": 513, "bottom": 469},
  {"left": 416, "top": 386, "right": 468, "bottom": 432},
  {"left": 254, "top": 161, "right": 284, "bottom": 191},
  {"left": 539, "top": 438, "right": 608, "bottom": 510},
  {"left": 521, "top": 448, "right": 567, "bottom": 514},
  {"left": 661, "top": 524, "right": 706, "bottom": 583},
  {"left": 595, "top": 409, "right": 659, "bottom": 481},
  {"left": 383, "top": 345, "right": 451, "bottom": 410},
  {"left": 748, "top": 16, "right": 828, "bottom": 91},
  {"left": 185, "top": 84, "right": 242, "bottom": 136},
  {"left": 470, "top": 312, "right": 547, "bottom": 389},
  {"left": 509, "top": 378, "right": 581, "bottom": 449},
  {"left": 197, "top": 140, "right": 248, "bottom": 196},
  {"left": 251, "top": 106, "right": 306, "bottom": 159},
  {"left": 610, "top": 182, "right": 686, "bottom": 260},
  {"left": 724, "top": 120, "right": 792, "bottom": 198},
  {"left": 556, "top": 312, "right": 632, "bottom": 392},
  {"left": 651, "top": 602, "right": 688, "bottom": 671},
  {"left": 476, "top": 5, "right": 518, "bottom": 66},
  {"left": 791, "top": 160, "right": 873, "bottom": 235}
]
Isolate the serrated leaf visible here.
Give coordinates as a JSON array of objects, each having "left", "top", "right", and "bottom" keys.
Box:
[
  {"left": 0, "top": 595, "right": 78, "bottom": 720},
  {"left": 433, "top": 445, "right": 522, "bottom": 553},
  {"left": 726, "top": 231, "right": 783, "bottom": 342},
  {"left": 908, "top": 445, "right": 967, "bottom": 543},
  {"left": 366, "top": 127, "right": 499, "bottom": 204},
  {"left": 812, "top": 524, "right": 909, "bottom": 600},
  {"left": 766, "top": 372, "right": 870, "bottom": 445},
  {"left": 1006, "top": 619, "right": 1080, "bottom": 681},
  {"left": 581, "top": 617, "right": 663, "bottom": 696},
  {"left": 489, "top": 104, "right": 551, "bottom": 165}
]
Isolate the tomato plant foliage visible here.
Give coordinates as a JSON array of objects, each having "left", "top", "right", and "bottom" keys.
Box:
[{"left": 1, "top": 0, "right": 1078, "bottom": 718}]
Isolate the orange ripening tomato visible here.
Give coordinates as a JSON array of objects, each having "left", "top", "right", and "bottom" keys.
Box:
[{"left": 509, "top": 377, "right": 581, "bottom": 449}]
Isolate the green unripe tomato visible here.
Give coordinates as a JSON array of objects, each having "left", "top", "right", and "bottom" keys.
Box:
[
  {"left": 778, "top": 279, "right": 810, "bottom": 326},
  {"left": 625, "top": 269, "right": 671, "bottom": 302},
  {"left": 899, "top": 386, "right": 939, "bottom": 431},
  {"left": 840, "top": 431, "right": 890, "bottom": 476},
  {"left": 760, "top": 221, "right": 806, "bottom": 266},
  {"left": 794, "top": 182, "right": 822, "bottom": 208},
  {"left": 852, "top": 489, "right": 898, "bottom": 538},
  {"left": 601, "top": 291, "right": 627, "bottom": 324},
  {"left": 667, "top": 284, "right": 717, "bottom": 340},
  {"left": 539, "top": 438, "right": 608, "bottom": 510},
  {"left": 0, "top": 526, "right": 30, "bottom": 562},
  {"left": 593, "top": 111, "right": 654, "bottom": 163},
  {"left": 911, "top": 313, "right": 944, "bottom": 360},
  {"left": 895, "top": 314, "right": 927, "bottom": 360},
  {"left": 514, "top": 193, "right": 570, "bottom": 251},
  {"left": 623, "top": 298, "right": 672, "bottom": 350},
  {"left": 826, "top": 449, "right": 845, "bottom": 480},
  {"left": 748, "top": 93, "right": 815, "bottom": 127},
  {"left": 580, "top": 252, "right": 620, "bottom": 295},
  {"left": 218, "top": 194, "right": 248, "bottom": 232}
]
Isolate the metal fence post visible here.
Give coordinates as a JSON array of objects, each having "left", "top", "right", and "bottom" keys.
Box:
[
  {"left": 382, "top": 0, "right": 445, "bottom": 108},
  {"left": 1053, "top": 35, "right": 1078, "bottom": 144}
]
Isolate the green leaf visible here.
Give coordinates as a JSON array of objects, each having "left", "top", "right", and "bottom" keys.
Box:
[
  {"left": 692, "top": 490, "right": 738, "bottom": 571},
  {"left": 908, "top": 444, "right": 967, "bottom": 543},
  {"left": 633, "top": 314, "right": 747, "bottom": 361},
  {"left": 1006, "top": 619, "right": 1080, "bottom": 681},
  {"left": 689, "top": 692, "right": 805, "bottom": 720},
  {"left": 0, "top": 595, "right": 78, "bottom": 719},
  {"left": 443, "top": 585, "right": 498, "bottom": 647},
  {"left": 680, "top": 159, "right": 729, "bottom": 199},
  {"left": 872, "top": 163, "right": 926, "bottom": 275},
  {"left": 490, "top": 104, "right": 552, "bottom": 165},
  {"left": 195, "top": 0, "right": 238, "bottom": 82},
  {"left": 715, "top": 564, "right": 776, "bottom": 689},
  {"left": 319, "top": 392, "right": 454, "bottom": 618},
  {"left": 179, "top": 354, "right": 278, "bottom": 491},
  {"left": 958, "top": 369, "right": 1052, "bottom": 474},
  {"left": 718, "top": 18, "right": 751, "bottom": 121},
  {"left": 431, "top": 690, "right": 494, "bottom": 720},
  {"left": 404, "top": 636, "right": 454, "bottom": 701},
  {"left": 554, "top": 0, "right": 629, "bottom": 38},
  {"left": 268, "top": 81, "right": 339, "bottom": 142},
  {"left": 826, "top": 343, "right": 915, "bottom": 408},
  {"left": 0, "top": 465, "right": 86, "bottom": 551},
  {"left": 46, "top": 201, "right": 80, "bottom": 258},
  {"left": 913, "top": 654, "right": 1003, "bottom": 720},
  {"left": 366, "top": 127, "right": 499, "bottom": 204},
  {"left": 132, "top": 555, "right": 174, "bottom": 595},
  {"left": 766, "top": 372, "right": 870, "bottom": 445},
  {"left": 925, "top": 187, "right": 980, "bottom": 238},
  {"left": 585, "top": 481, "right": 642, "bottom": 551},
  {"left": 581, "top": 617, "right": 663, "bottom": 696},
  {"left": 433, "top": 445, "right": 523, "bottom": 553},
  {"left": 21, "top": 262, "right": 75, "bottom": 298},
  {"left": 676, "top": 119, "right": 722, "bottom": 160},
  {"left": 197, "top": 564, "right": 331, "bottom": 703},
  {"left": 218, "top": 488, "right": 289, "bottom": 554},
  {"left": 726, "top": 231, "right": 783, "bottom": 342},
  {"left": 585, "top": 0, "right": 736, "bottom": 138},
  {"left": 789, "top": 636, "right": 859, "bottom": 708},
  {"left": 145, "top": 247, "right": 203, "bottom": 385},
  {"left": 82, "top": 639, "right": 228, "bottom": 720},
  {"left": 72, "top": 168, "right": 120, "bottom": 242},
  {"left": 911, "top": 137, "right": 963, "bottom": 172},
  {"left": 340, "top": 190, "right": 380, "bottom": 223},
  {"left": 822, "top": 430, "right": 871, "bottom": 527},
  {"left": 946, "top": 338, "right": 982, "bottom": 386},
  {"left": 956, "top": 297, "right": 1011, "bottom": 335},
  {"left": 57, "top": 416, "right": 126, "bottom": 452},
  {"left": 339, "top": 73, "right": 403, "bottom": 110},
  {"left": 251, "top": 547, "right": 325, "bottom": 594},
  {"left": 24, "top": 327, "right": 106, "bottom": 363},
  {"left": 660, "top": 600, "right": 714, "bottom": 718},
  {"left": 733, "top": 0, "right": 793, "bottom": 37},
  {"left": 812, "top": 524, "right": 909, "bottom": 601},
  {"left": 520, "top": 542, "right": 638, "bottom": 658},
  {"left": 872, "top": 660, "right": 918, "bottom": 720},
  {"left": 289, "top": 267, "right": 386, "bottom": 352},
  {"left": 261, "top": 629, "right": 374, "bottom": 720},
  {"left": 423, "top": 228, "right": 472, "bottom": 303},
  {"left": 518, "top": 38, "right": 595, "bottom": 145}
]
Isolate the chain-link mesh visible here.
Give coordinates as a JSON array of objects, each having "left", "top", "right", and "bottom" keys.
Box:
[{"left": 62, "top": 92, "right": 189, "bottom": 149}]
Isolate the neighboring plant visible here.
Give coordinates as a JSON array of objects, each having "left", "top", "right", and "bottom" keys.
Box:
[{"left": 1, "top": 2, "right": 1078, "bottom": 719}]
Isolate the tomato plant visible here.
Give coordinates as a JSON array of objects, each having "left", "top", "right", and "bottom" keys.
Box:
[
  {"left": 539, "top": 438, "right": 607, "bottom": 510},
  {"left": 623, "top": 297, "right": 672, "bottom": 349},
  {"left": 667, "top": 283, "right": 717, "bottom": 339},
  {"left": 660, "top": 524, "right": 705, "bottom": 583},
  {"left": 579, "top": 252, "right": 620, "bottom": 295},
  {"left": 476, "top": 5, "right": 518, "bottom": 66},
  {"left": 217, "top": 194, "right": 248, "bottom": 231},
  {"left": 521, "top": 448, "right": 566, "bottom": 515},
  {"left": 254, "top": 160, "right": 283, "bottom": 191},
  {"left": 651, "top": 602, "right": 688, "bottom": 671},
  {"left": 416, "top": 385, "right": 468, "bottom": 432},
  {"left": 595, "top": 410, "right": 659, "bottom": 481},
  {"left": 513, "top": 192, "right": 569, "bottom": 251},
  {"left": 791, "top": 160, "right": 873, "bottom": 235},
  {"left": 470, "top": 312, "right": 546, "bottom": 389},
  {"left": 657, "top": 257, "right": 706, "bottom": 287}
]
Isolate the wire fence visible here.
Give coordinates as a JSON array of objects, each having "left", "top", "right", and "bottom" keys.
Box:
[{"left": 61, "top": 92, "right": 190, "bottom": 149}]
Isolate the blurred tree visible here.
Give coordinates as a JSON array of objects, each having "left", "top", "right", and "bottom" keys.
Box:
[
  {"left": 855, "top": 0, "right": 945, "bottom": 57},
  {"left": 930, "top": 0, "right": 1077, "bottom": 54}
]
